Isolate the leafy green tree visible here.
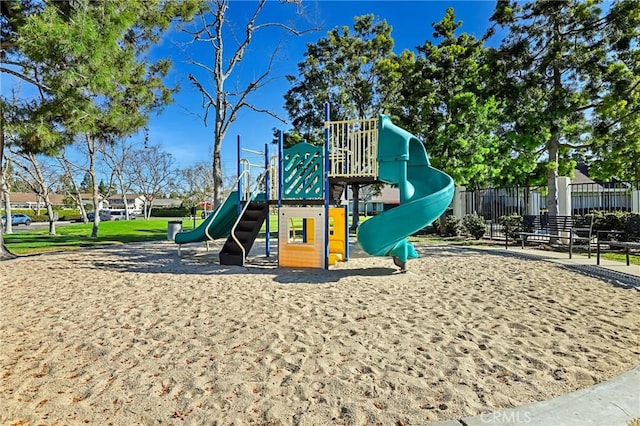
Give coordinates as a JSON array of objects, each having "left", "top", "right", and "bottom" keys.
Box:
[
  {"left": 3, "top": 0, "right": 199, "bottom": 238},
  {"left": 271, "top": 128, "right": 304, "bottom": 150},
  {"left": 588, "top": 0, "right": 640, "bottom": 182},
  {"left": 284, "top": 14, "right": 398, "bottom": 229},
  {"left": 489, "top": 0, "right": 639, "bottom": 215},
  {"left": 79, "top": 172, "right": 92, "bottom": 193},
  {"left": 98, "top": 180, "right": 107, "bottom": 196},
  {"left": 389, "top": 8, "right": 504, "bottom": 192},
  {"left": 285, "top": 14, "right": 398, "bottom": 144}
]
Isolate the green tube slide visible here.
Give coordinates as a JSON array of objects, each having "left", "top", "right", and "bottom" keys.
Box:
[
  {"left": 357, "top": 115, "right": 455, "bottom": 270},
  {"left": 174, "top": 191, "right": 240, "bottom": 244}
]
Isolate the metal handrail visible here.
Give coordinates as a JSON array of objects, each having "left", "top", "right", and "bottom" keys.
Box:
[
  {"left": 228, "top": 170, "right": 268, "bottom": 265},
  {"left": 203, "top": 169, "right": 251, "bottom": 241}
]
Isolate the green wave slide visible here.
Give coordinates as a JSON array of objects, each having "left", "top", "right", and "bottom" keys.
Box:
[
  {"left": 174, "top": 191, "right": 240, "bottom": 244},
  {"left": 357, "top": 115, "right": 455, "bottom": 270}
]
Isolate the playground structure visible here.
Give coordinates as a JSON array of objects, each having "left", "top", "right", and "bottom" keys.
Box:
[{"left": 174, "top": 106, "right": 455, "bottom": 271}]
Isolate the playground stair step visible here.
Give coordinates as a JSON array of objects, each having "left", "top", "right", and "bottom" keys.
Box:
[{"left": 219, "top": 201, "right": 268, "bottom": 266}]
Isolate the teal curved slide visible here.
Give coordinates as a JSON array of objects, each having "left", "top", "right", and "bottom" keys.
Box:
[
  {"left": 357, "top": 115, "right": 454, "bottom": 268},
  {"left": 174, "top": 191, "right": 239, "bottom": 244}
]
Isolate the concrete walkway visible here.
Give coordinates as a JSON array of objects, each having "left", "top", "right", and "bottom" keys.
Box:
[
  {"left": 475, "top": 245, "right": 640, "bottom": 288},
  {"left": 431, "top": 246, "right": 640, "bottom": 426},
  {"left": 432, "top": 366, "right": 639, "bottom": 425}
]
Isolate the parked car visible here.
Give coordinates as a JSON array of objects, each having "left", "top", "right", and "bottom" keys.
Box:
[
  {"left": 1, "top": 213, "right": 32, "bottom": 226},
  {"left": 86, "top": 211, "right": 112, "bottom": 221},
  {"left": 108, "top": 210, "right": 128, "bottom": 220}
]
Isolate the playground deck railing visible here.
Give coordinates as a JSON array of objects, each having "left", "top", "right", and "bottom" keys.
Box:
[{"left": 326, "top": 118, "right": 378, "bottom": 179}]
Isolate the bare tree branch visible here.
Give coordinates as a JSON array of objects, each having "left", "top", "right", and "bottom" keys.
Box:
[
  {"left": 242, "top": 102, "right": 287, "bottom": 124},
  {"left": 186, "top": 58, "right": 215, "bottom": 75},
  {"left": 223, "top": 0, "right": 265, "bottom": 80},
  {"left": 0, "top": 66, "right": 51, "bottom": 91},
  {"left": 180, "top": 0, "right": 318, "bottom": 205},
  {"left": 188, "top": 73, "right": 215, "bottom": 126}
]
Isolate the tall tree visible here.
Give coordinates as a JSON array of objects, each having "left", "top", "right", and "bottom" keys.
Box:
[
  {"left": 588, "top": 0, "right": 640, "bottom": 182},
  {"left": 79, "top": 171, "right": 92, "bottom": 193},
  {"left": 389, "top": 8, "right": 504, "bottom": 193},
  {"left": 98, "top": 137, "right": 139, "bottom": 219},
  {"left": 5, "top": 148, "right": 60, "bottom": 234},
  {"left": 284, "top": 14, "right": 398, "bottom": 229},
  {"left": 127, "top": 145, "right": 179, "bottom": 219},
  {"left": 3, "top": 0, "right": 199, "bottom": 238},
  {"left": 185, "top": 0, "right": 314, "bottom": 207},
  {"left": 489, "top": 0, "right": 639, "bottom": 215},
  {"left": 179, "top": 162, "right": 215, "bottom": 212},
  {"left": 284, "top": 14, "right": 398, "bottom": 143},
  {"left": 57, "top": 152, "right": 90, "bottom": 220}
]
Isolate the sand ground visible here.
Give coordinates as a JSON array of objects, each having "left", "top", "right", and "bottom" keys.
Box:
[{"left": 1, "top": 241, "right": 638, "bottom": 425}]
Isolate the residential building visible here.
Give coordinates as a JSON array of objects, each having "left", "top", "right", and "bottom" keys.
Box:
[{"left": 3, "top": 192, "right": 66, "bottom": 210}]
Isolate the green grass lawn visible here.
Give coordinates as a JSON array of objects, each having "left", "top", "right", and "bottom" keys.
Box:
[
  {"left": 3, "top": 219, "right": 187, "bottom": 255},
  {"left": 3, "top": 218, "right": 639, "bottom": 267}
]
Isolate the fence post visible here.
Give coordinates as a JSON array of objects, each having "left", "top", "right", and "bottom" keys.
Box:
[
  {"left": 453, "top": 186, "right": 465, "bottom": 218},
  {"left": 558, "top": 177, "right": 572, "bottom": 216},
  {"left": 528, "top": 190, "right": 540, "bottom": 215},
  {"left": 632, "top": 189, "right": 640, "bottom": 213}
]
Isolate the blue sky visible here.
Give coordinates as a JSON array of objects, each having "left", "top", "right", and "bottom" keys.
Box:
[
  {"left": 1, "top": 1, "right": 500, "bottom": 180},
  {"left": 146, "top": 1, "right": 500, "bottom": 179}
]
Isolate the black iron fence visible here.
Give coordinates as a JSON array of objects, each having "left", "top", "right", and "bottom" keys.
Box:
[
  {"left": 458, "top": 181, "right": 639, "bottom": 241},
  {"left": 570, "top": 181, "right": 638, "bottom": 216},
  {"left": 460, "top": 186, "right": 547, "bottom": 222}
]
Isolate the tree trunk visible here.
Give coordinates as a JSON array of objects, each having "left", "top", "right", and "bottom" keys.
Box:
[
  {"left": 547, "top": 59, "right": 562, "bottom": 219},
  {"left": 87, "top": 134, "right": 100, "bottom": 238},
  {"left": 212, "top": 136, "right": 223, "bottom": 207},
  {"left": 2, "top": 187, "right": 13, "bottom": 235},
  {"left": 143, "top": 197, "right": 153, "bottom": 219},
  {"left": 1, "top": 156, "right": 13, "bottom": 234},
  {"left": 0, "top": 123, "right": 15, "bottom": 259},
  {"left": 46, "top": 200, "right": 56, "bottom": 235},
  {"left": 546, "top": 135, "right": 559, "bottom": 217}
]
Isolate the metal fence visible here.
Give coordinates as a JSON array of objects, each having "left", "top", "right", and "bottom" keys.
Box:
[
  {"left": 459, "top": 181, "right": 639, "bottom": 241},
  {"left": 460, "top": 186, "right": 547, "bottom": 222},
  {"left": 570, "top": 181, "right": 638, "bottom": 216}
]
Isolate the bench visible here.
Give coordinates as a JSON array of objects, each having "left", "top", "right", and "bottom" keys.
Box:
[
  {"left": 596, "top": 215, "right": 640, "bottom": 266},
  {"left": 505, "top": 215, "right": 595, "bottom": 258}
]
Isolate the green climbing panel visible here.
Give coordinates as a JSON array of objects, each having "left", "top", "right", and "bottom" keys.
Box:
[{"left": 282, "top": 142, "right": 324, "bottom": 199}]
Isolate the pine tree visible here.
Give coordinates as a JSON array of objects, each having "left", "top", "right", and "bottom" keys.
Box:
[{"left": 490, "top": 0, "right": 639, "bottom": 214}]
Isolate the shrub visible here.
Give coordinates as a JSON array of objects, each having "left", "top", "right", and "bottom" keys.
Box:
[
  {"left": 499, "top": 214, "right": 523, "bottom": 240},
  {"left": 150, "top": 207, "right": 190, "bottom": 218},
  {"left": 441, "top": 215, "right": 462, "bottom": 237},
  {"left": 29, "top": 214, "right": 48, "bottom": 223},
  {"left": 591, "top": 210, "right": 627, "bottom": 232},
  {"left": 54, "top": 209, "right": 81, "bottom": 221},
  {"left": 462, "top": 214, "right": 487, "bottom": 239}
]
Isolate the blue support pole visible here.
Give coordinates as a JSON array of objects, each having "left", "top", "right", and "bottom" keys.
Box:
[
  {"left": 264, "top": 143, "right": 270, "bottom": 257},
  {"left": 324, "top": 103, "right": 330, "bottom": 269},
  {"left": 278, "top": 130, "right": 283, "bottom": 207},
  {"left": 277, "top": 130, "right": 283, "bottom": 264}
]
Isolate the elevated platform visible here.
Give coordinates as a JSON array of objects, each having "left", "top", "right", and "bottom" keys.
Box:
[{"left": 326, "top": 118, "right": 378, "bottom": 180}]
